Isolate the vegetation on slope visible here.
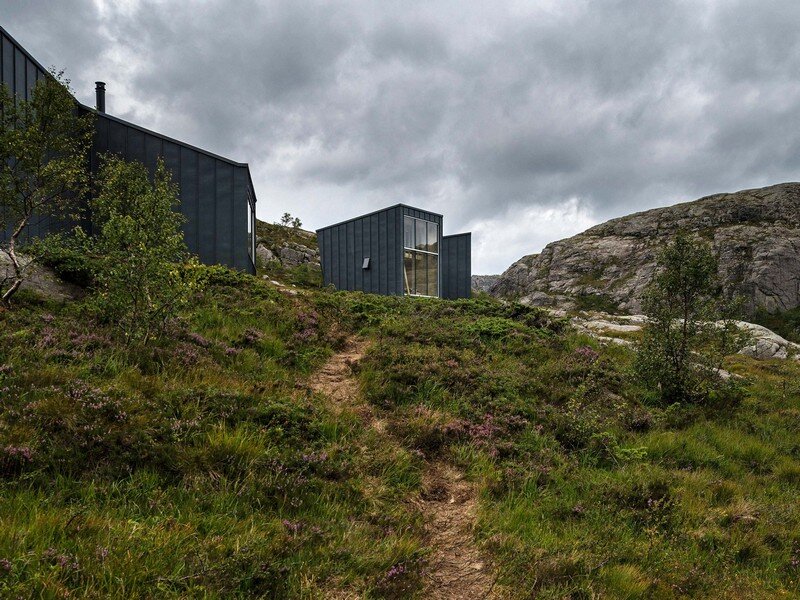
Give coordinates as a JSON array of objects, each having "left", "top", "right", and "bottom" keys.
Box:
[
  {"left": 0, "top": 275, "right": 424, "bottom": 598},
  {"left": 255, "top": 219, "right": 317, "bottom": 251},
  {"left": 752, "top": 306, "right": 800, "bottom": 344},
  {"left": 354, "top": 295, "right": 800, "bottom": 597}
]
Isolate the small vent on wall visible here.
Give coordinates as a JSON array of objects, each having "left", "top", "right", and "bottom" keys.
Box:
[{"left": 362, "top": 257, "right": 370, "bottom": 269}]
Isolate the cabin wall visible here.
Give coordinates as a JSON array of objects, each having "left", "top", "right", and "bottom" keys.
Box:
[
  {"left": 1, "top": 24, "right": 256, "bottom": 274},
  {"left": 91, "top": 112, "right": 255, "bottom": 272},
  {"left": 318, "top": 205, "right": 405, "bottom": 296},
  {"left": 441, "top": 233, "right": 472, "bottom": 299},
  {"left": 318, "top": 205, "right": 463, "bottom": 298}
]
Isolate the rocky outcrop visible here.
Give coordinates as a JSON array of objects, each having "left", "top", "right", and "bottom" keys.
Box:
[
  {"left": 491, "top": 183, "right": 800, "bottom": 314},
  {"left": 0, "top": 252, "right": 83, "bottom": 302},
  {"left": 471, "top": 275, "right": 499, "bottom": 292},
  {"left": 570, "top": 312, "right": 800, "bottom": 361},
  {"left": 256, "top": 240, "right": 320, "bottom": 269}
]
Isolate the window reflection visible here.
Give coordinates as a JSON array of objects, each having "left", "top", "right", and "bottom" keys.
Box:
[
  {"left": 403, "top": 216, "right": 439, "bottom": 297},
  {"left": 415, "top": 219, "right": 427, "bottom": 251}
]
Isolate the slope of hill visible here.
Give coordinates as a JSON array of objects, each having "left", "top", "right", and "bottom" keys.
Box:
[
  {"left": 254, "top": 220, "right": 321, "bottom": 286},
  {"left": 1, "top": 268, "right": 799, "bottom": 597},
  {"left": 491, "top": 183, "right": 800, "bottom": 316}
]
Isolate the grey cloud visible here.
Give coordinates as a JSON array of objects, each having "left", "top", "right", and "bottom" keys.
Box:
[
  {"left": 0, "top": 1, "right": 106, "bottom": 94},
  {"left": 2, "top": 0, "right": 800, "bottom": 273},
  {"left": 368, "top": 20, "right": 448, "bottom": 65}
]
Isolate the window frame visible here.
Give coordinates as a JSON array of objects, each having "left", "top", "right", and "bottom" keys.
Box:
[
  {"left": 402, "top": 215, "right": 440, "bottom": 298},
  {"left": 247, "top": 190, "right": 256, "bottom": 265}
]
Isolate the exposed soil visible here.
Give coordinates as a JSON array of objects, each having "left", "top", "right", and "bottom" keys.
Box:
[
  {"left": 308, "top": 337, "right": 374, "bottom": 427},
  {"left": 309, "top": 337, "right": 496, "bottom": 599},
  {"left": 418, "top": 462, "right": 496, "bottom": 599}
]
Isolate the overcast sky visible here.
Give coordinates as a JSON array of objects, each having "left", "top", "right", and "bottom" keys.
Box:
[{"left": 3, "top": 0, "right": 800, "bottom": 273}]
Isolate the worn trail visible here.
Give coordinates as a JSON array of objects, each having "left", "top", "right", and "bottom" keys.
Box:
[
  {"left": 308, "top": 336, "right": 496, "bottom": 599},
  {"left": 418, "top": 461, "right": 496, "bottom": 599}
]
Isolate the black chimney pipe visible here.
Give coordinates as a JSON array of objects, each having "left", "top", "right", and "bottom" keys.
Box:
[{"left": 95, "top": 81, "right": 106, "bottom": 113}]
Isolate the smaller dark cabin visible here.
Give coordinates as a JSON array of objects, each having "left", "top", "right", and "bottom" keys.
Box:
[{"left": 317, "top": 204, "right": 471, "bottom": 299}]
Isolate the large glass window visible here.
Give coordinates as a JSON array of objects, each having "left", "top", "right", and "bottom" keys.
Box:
[{"left": 403, "top": 216, "right": 439, "bottom": 297}]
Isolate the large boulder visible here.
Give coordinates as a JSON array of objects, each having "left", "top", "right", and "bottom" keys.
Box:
[
  {"left": 0, "top": 252, "right": 83, "bottom": 302},
  {"left": 491, "top": 183, "right": 800, "bottom": 315},
  {"left": 256, "top": 244, "right": 275, "bottom": 265}
]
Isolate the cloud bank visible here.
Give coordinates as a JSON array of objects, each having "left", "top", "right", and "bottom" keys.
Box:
[{"left": 3, "top": 0, "right": 800, "bottom": 272}]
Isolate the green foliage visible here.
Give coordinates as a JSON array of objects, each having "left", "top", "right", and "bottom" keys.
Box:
[
  {"left": 86, "top": 156, "right": 204, "bottom": 344},
  {"left": 278, "top": 212, "right": 302, "bottom": 229},
  {"left": 0, "top": 256, "right": 798, "bottom": 597},
  {"left": 0, "top": 71, "right": 93, "bottom": 304},
  {"left": 752, "top": 306, "right": 800, "bottom": 343},
  {"left": 574, "top": 292, "right": 621, "bottom": 313},
  {"left": 635, "top": 231, "right": 746, "bottom": 405},
  {"left": 30, "top": 232, "right": 97, "bottom": 288}
]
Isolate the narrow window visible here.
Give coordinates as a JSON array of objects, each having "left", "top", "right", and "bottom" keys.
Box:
[
  {"left": 427, "top": 254, "right": 438, "bottom": 297},
  {"left": 403, "top": 215, "right": 439, "bottom": 297},
  {"left": 247, "top": 193, "right": 256, "bottom": 263},
  {"left": 404, "top": 250, "right": 415, "bottom": 295},
  {"left": 415, "top": 219, "right": 427, "bottom": 251},
  {"left": 404, "top": 216, "right": 414, "bottom": 249},
  {"left": 427, "top": 222, "right": 439, "bottom": 254}
]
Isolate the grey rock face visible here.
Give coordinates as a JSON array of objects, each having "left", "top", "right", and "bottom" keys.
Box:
[
  {"left": 256, "top": 236, "right": 320, "bottom": 271},
  {"left": 491, "top": 183, "right": 800, "bottom": 314},
  {"left": 277, "top": 242, "right": 319, "bottom": 268},
  {"left": 0, "top": 252, "right": 83, "bottom": 302},
  {"left": 256, "top": 244, "right": 275, "bottom": 265},
  {"left": 569, "top": 311, "right": 800, "bottom": 361},
  {"left": 471, "top": 275, "right": 500, "bottom": 292}
]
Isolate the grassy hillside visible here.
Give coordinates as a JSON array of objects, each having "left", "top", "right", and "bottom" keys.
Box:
[{"left": 1, "top": 270, "right": 799, "bottom": 597}]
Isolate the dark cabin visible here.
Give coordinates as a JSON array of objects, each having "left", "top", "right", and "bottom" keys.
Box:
[
  {"left": 1, "top": 25, "right": 257, "bottom": 273},
  {"left": 317, "top": 204, "right": 471, "bottom": 299}
]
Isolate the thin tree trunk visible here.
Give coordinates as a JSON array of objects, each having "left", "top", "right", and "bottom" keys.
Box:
[{"left": 1, "top": 215, "right": 31, "bottom": 305}]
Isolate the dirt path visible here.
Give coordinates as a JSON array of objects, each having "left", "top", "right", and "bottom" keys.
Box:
[
  {"left": 418, "top": 462, "right": 496, "bottom": 599},
  {"left": 308, "top": 337, "right": 370, "bottom": 405},
  {"left": 309, "top": 337, "right": 495, "bottom": 599}
]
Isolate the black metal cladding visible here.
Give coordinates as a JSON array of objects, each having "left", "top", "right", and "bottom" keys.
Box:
[
  {"left": 318, "top": 204, "right": 407, "bottom": 296},
  {"left": 441, "top": 233, "right": 471, "bottom": 299},
  {"left": 1, "top": 25, "right": 256, "bottom": 273},
  {"left": 1, "top": 25, "right": 56, "bottom": 242},
  {"left": 317, "top": 204, "right": 471, "bottom": 299}
]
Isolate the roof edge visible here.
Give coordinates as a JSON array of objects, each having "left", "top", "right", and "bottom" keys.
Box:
[
  {"left": 316, "top": 203, "right": 444, "bottom": 233},
  {"left": 0, "top": 25, "right": 51, "bottom": 78},
  {"left": 85, "top": 105, "right": 251, "bottom": 169}
]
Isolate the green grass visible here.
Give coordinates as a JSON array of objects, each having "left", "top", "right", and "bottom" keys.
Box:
[
  {"left": 1, "top": 271, "right": 799, "bottom": 597},
  {"left": 0, "top": 272, "right": 422, "bottom": 598},
  {"left": 345, "top": 294, "right": 800, "bottom": 598}
]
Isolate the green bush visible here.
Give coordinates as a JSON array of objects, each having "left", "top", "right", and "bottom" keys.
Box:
[
  {"left": 86, "top": 156, "right": 205, "bottom": 344},
  {"left": 31, "top": 232, "right": 97, "bottom": 288},
  {"left": 635, "top": 231, "right": 746, "bottom": 404}
]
